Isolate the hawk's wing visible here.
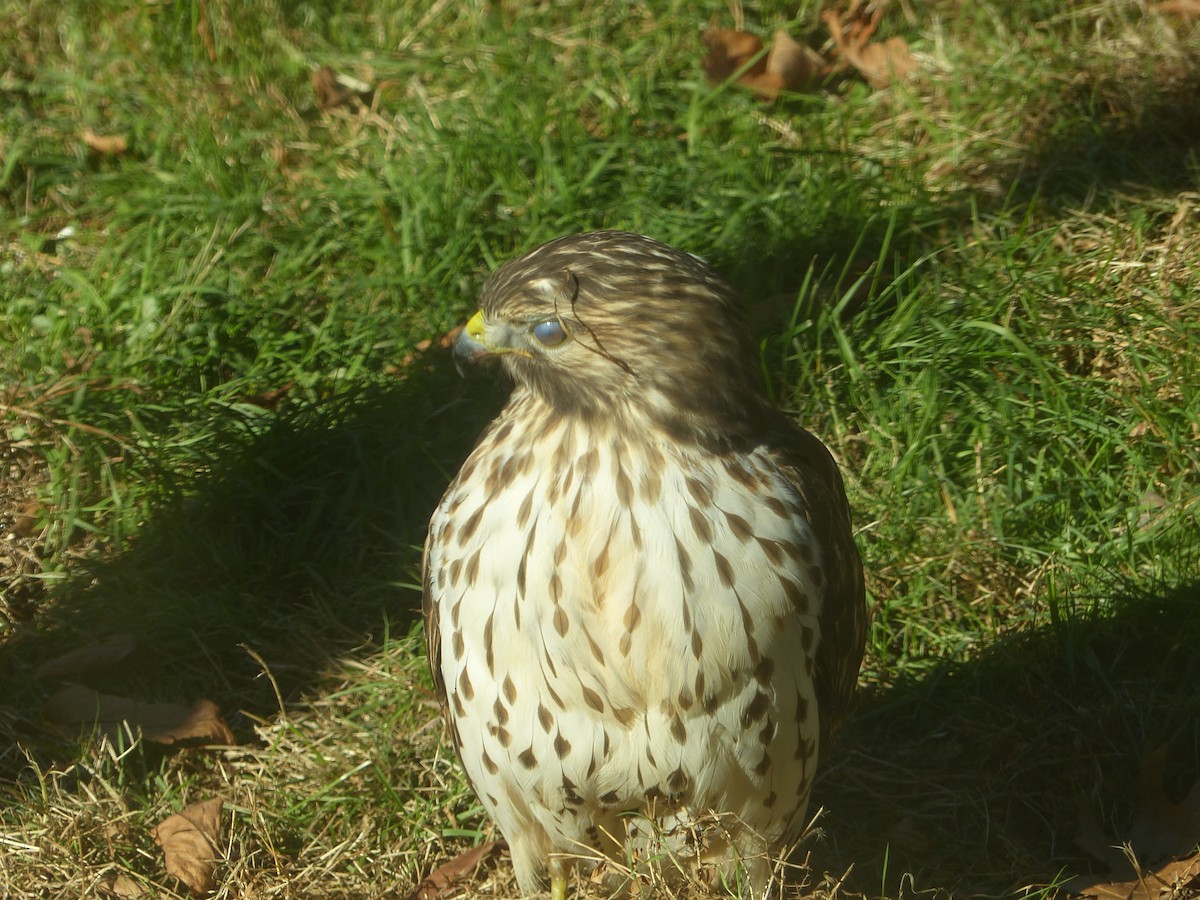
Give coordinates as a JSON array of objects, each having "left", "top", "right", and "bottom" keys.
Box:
[
  {"left": 771, "top": 418, "right": 867, "bottom": 753},
  {"left": 421, "top": 531, "right": 446, "bottom": 703}
]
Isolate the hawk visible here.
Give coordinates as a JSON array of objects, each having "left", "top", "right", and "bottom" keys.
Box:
[{"left": 423, "top": 232, "right": 865, "bottom": 898}]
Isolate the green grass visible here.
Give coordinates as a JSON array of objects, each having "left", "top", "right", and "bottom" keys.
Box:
[{"left": 3, "top": 0, "right": 1200, "bottom": 896}]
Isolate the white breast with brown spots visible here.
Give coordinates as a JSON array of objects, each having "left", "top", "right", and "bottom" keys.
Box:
[{"left": 425, "top": 394, "right": 825, "bottom": 893}]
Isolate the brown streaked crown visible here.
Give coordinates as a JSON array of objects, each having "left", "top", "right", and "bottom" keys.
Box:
[{"left": 477, "top": 231, "right": 769, "bottom": 446}]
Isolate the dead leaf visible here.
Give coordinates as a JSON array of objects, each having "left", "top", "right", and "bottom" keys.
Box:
[
  {"left": 764, "top": 29, "right": 824, "bottom": 91},
  {"left": 853, "top": 36, "right": 918, "bottom": 86},
  {"left": 701, "top": 28, "right": 767, "bottom": 84},
  {"left": 1155, "top": 852, "right": 1200, "bottom": 893},
  {"left": 1073, "top": 748, "right": 1200, "bottom": 896},
  {"left": 1078, "top": 791, "right": 1132, "bottom": 873},
  {"left": 44, "top": 685, "right": 235, "bottom": 746},
  {"left": 823, "top": 8, "right": 918, "bottom": 88},
  {"left": 312, "top": 66, "right": 374, "bottom": 110},
  {"left": 1129, "top": 746, "right": 1200, "bottom": 864},
  {"left": 81, "top": 129, "right": 128, "bottom": 156},
  {"left": 153, "top": 797, "right": 223, "bottom": 896},
  {"left": 393, "top": 326, "right": 465, "bottom": 371},
  {"left": 885, "top": 814, "right": 932, "bottom": 855},
  {"left": 241, "top": 381, "right": 295, "bottom": 409},
  {"left": 195, "top": 0, "right": 217, "bottom": 61},
  {"left": 312, "top": 65, "right": 351, "bottom": 110},
  {"left": 9, "top": 499, "right": 40, "bottom": 539},
  {"left": 1067, "top": 848, "right": 1200, "bottom": 899},
  {"left": 404, "top": 840, "right": 505, "bottom": 900},
  {"left": 741, "top": 29, "right": 825, "bottom": 99},
  {"left": 703, "top": 27, "right": 825, "bottom": 99},
  {"left": 98, "top": 871, "right": 148, "bottom": 898},
  {"left": 35, "top": 634, "right": 137, "bottom": 680},
  {"left": 1152, "top": 1, "right": 1200, "bottom": 16}
]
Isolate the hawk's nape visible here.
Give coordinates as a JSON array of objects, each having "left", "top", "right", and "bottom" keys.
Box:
[{"left": 421, "top": 231, "right": 866, "bottom": 898}]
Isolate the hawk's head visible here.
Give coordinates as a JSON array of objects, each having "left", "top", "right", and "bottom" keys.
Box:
[{"left": 454, "top": 231, "right": 768, "bottom": 446}]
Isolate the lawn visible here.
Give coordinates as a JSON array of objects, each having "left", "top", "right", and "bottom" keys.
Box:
[{"left": 2, "top": 0, "right": 1199, "bottom": 897}]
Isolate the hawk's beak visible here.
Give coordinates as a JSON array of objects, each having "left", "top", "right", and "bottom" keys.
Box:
[{"left": 453, "top": 311, "right": 492, "bottom": 375}]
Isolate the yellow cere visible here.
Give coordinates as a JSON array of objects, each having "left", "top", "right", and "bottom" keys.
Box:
[{"left": 466, "top": 310, "right": 486, "bottom": 341}]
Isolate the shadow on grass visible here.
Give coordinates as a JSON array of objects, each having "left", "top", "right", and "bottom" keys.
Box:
[
  {"left": 798, "top": 67, "right": 1200, "bottom": 894},
  {"left": 810, "top": 582, "right": 1200, "bottom": 897},
  {"left": 0, "top": 349, "right": 507, "bottom": 760},
  {"left": 1007, "top": 70, "right": 1200, "bottom": 208},
  {"left": 738, "top": 62, "right": 1200, "bottom": 343}
]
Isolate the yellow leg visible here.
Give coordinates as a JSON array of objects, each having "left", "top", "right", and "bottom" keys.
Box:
[{"left": 550, "top": 873, "right": 567, "bottom": 900}]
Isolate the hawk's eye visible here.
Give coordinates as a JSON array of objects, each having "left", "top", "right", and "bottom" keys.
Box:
[{"left": 531, "top": 319, "right": 569, "bottom": 348}]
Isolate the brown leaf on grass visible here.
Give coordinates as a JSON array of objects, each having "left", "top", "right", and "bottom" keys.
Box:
[
  {"left": 1152, "top": 1, "right": 1200, "bottom": 16},
  {"left": 404, "top": 840, "right": 505, "bottom": 900},
  {"left": 419, "top": 326, "right": 463, "bottom": 353},
  {"left": 44, "top": 685, "right": 235, "bottom": 746},
  {"left": 196, "top": 0, "right": 218, "bottom": 62},
  {"left": 9, "top": 499, "right": 40, "bottom": 538},
  {"left": 703, "top": 28, "right": 823, "bottom": 99},
  {"left": 240, "top": 381, "right": 295, "bottom": 409},
  {"left": 701, "top": 28, "right": 766, "bottom": 83},
  {"left": 743, "top": 29, "right": 825, "bottom": 99},
  {"left": 312, "top": 65, "right": 374, "bottom": 111},
  {"left": 98, "top": 871, "right": 148, "bottom": 898},
  {"left": 885, "top": 814, "right": 932, "bottom": 855},
  {"left": 81, "top": 129, "right": 128, "bottom": 156},
  {"left": 852, "top": 36, "right": 917, "bottom": 86},
  {"left": 1128, "top": 746, "right": 1200, "bottom": 864},
  {"left": 153, "top": 797, "right": 223, "bottom": 896},
  {"left": 393, "top": 326, "right": 465, "bottom": 371},
  {"left": 1068, "top": 849, "right": 1200, "bottom": 899},
  {"left": 35, "top": 634, "right": 137, "bottom": 680},
  {"left": 823, "top": 8, "right": 918, "bottom": 88},
  {"left": 1077, "top": 791, "right": 1132, "bottom": 873},
  {"left": 313, "top": 65, "right": 352, "bottom": 110},
  {"left": 1072, "top": 748, "right": 1200, "bottom": 896}
]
